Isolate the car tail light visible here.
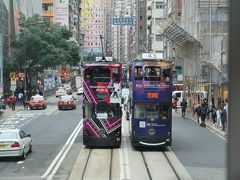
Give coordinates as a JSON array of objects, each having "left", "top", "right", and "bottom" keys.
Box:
[{"left": 11, "top": 142, "right": 20, "bottom": 148}]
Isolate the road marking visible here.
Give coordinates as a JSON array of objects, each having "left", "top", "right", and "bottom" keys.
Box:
[
  {"left": 41, "top": 118, "right": 83, "bottom": 179},
  {"left": 119, "top": 112, "right": 131, "bottom": 180}
]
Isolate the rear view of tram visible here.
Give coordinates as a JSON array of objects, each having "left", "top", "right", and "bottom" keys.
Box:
[
  {"left": 128, "top": 59, "right": 173, "bottom": 147},
  {"left": 82, "top": 62, "right": 122, "bottom": 147}
]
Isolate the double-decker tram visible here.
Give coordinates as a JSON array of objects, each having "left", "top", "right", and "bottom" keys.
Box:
[
  {"left": 128, "top": 59, "right": 173, "bottom": 147},
  {"left": 82, "top": 61, "right": 122, "bottom": 147}
]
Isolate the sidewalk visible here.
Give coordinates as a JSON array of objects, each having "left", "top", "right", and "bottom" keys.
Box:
[{"left": 185, "top": 111, "right": 228, "bottom": 141}]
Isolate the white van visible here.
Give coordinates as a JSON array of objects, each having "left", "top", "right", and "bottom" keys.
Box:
[
  {"left": 172, "top": 91, "right": 184, "bottom": 108},
  {"left": 172, "top": 90, "right": 207, "bottom": 108}
]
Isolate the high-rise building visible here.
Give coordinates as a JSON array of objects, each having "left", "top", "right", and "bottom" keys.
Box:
[
  {"left": 0, "top": 0, "right": 9, "bottom": 93},
  {"left": 136, "top": 0, "right": 147, "bottom": 56},
  {"left": 81, "top": 0, "right": 106, "bottom": 54},
  {"left": 110, "top": 0, "right": 136, "bottom": 63},
  {"left": 147, "top": 0, "right": 164, "bottom": 55}
]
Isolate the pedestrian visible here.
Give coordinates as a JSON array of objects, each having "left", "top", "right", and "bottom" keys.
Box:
[
  {"left": 6, "top": 95, "right": 11, "bottom": 107},
  {"left": 199, "top": 104, "right": 207, "bottom": 127},
  {"left": 173, "top": 96, "right": 178, "bottom": 112},
  {"left": 210, "top": 105, "right": 217, "bottom": 125},
  {"left": 180, "top": 98, "right": 187, "bottom": 118},
  {"left": 194, "top": 103, "right": 201, "bottom": 124},
  {"left": 23, "top": 93, "right": 29, "bottom": 110},
  {"left": 18, "top": 92, "right": 23, "bottom": 105},
  {"left": 216, "top": 108, "right": 222, "bottom": 128},
  {"left": 11, "top": 94, "right": 16, "bottom": 111},
  {"left": 220, "top": 107, "right": 227, "bottom": 131}
]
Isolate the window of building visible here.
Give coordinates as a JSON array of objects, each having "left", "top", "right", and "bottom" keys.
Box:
[
  {"left": 156, "top": 34, "right": 163, "bottom": 41},
  {"left": 140, "top": 16, "right": 143, "bottom": 20},
  {"left": 42, "top": 4, "right": 53, "bottom": 11},
  {"left": 148, "top": 6, "right": 152, "bottom": 10},
  {"left": 156, "top": 2, "right": 164, "bottom": 9},
  {"left": 155, "top": 18, "right": 163, "bottom": 24}
]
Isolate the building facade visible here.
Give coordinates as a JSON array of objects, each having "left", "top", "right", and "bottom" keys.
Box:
[
  {"left": 147, "top": 0, "right": 164, "bottom": 54},
  {"left": 159, "top": 0, "right": 228, "bottom": 107},
  {"left": 81, "top": 0, "right": 106, "bottom": 54},
  {"left": 0, "top": 0, "right": 9, "bottom": 93}
]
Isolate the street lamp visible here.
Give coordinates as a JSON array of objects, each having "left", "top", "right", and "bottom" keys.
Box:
[{"left": 99, "top": 35, "right": 106, "bottom": 61}]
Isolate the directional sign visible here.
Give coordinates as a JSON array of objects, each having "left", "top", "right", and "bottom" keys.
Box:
[{"left": 112, "top": 17, "right": 134, "bottom": 26}]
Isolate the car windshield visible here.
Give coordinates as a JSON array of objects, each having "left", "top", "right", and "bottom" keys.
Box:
[{"left": 0, "top": 132, "right": 18, "bottom": 139}]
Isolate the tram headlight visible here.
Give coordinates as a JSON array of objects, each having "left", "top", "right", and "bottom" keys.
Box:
[
  {"left": 148, "top": 129, "right": 156, "bottom": 136},
  {"left": 166, "top": 138, "right": 170, "bottom": 142}
]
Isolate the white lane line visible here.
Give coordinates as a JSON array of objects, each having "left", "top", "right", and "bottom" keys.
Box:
[
  {"left": 119, "top": 111, "right": 131, "bottom": 180},
  {"left": 46, "top": 123, "right": 83, "bottom": 180},
  {"left": 41, "top": 119, "right": 83, "bottom": 179}
]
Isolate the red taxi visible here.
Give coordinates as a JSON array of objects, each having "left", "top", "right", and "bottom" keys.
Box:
[
  {"left": 29, "top": 95, "right": 47, "bottom": 110},
  {"left": 58, "top": 95, "right": 76, "bottom": 110}
]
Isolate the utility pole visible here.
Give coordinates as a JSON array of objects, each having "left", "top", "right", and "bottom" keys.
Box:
[
  {"left": 209, "top": 0, "right": 212, "bottom": 116},
  {"left": 100, "top": 35, "right": 106, "bottom": 61}
]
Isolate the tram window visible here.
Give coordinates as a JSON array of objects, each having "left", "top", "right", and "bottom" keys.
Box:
[
  {"left": 112, "top": 67, "right": 120, "bottom": 83},
  {"left": 163, "top": 68, "right": 171, "bottom": 81},
  {"left": 160, "top": 105, "right": 169, "bottom": 120},
  {"left": 94, "top": 67, "right": 110, "bottom": 82},
  {"left": 134, "top": 66, "right": 143, "bottom": 80},
  {"left": 96, "top": 102, "right": 108, "bottom": 113},
  {"left": 146, "top": 104, "right": 158, "bottom": 119},
  {"left": 134, "top": 103, "right": 145, "bottom": 119},
  {"left": 144, "top": 67, "right": 161, "bottom": 81},
  {"left": 84, "top": 103, "right": 93, "bottom": 118},
  {"left": 109, "top": 103, "right": 122, "bottom": 118}
]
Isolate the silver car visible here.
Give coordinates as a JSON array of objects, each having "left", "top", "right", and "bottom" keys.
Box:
[{"left": 0, "top": 129, "right": 32, "bottom": 159}]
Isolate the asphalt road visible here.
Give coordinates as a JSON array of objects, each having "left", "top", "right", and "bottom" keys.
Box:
[
  {"left": 0, "top": 94, "right": 227, "bottom": 180},
  {"left": 171, "top": 110, "right": 227, "bottom": 180},
  {"left": 0, "top": 94, "right": 83, "bottom": 180}
]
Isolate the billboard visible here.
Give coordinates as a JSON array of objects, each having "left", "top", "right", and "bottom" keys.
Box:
[{"left": 54, "top": 0, "right": 69, "bottom": 28}]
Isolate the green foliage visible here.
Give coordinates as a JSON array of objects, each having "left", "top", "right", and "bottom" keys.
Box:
[
  {"left": 84, "top": 52, "right": 102, "bottom": 62},
  {"left": 9, "top": 14, "right": 80, "bottom": 75}
]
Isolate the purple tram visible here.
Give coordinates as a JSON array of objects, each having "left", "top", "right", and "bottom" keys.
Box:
[
  {"left": 128, "top": 59, "right": 173, "bottom": 147},
  {"left": 82, "top": 62, "right": 122, "bottom": 147}
]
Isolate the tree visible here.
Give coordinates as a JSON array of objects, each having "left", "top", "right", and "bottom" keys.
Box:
[{"left": 7, "top": 14, "right": 80, "bottom": 93}]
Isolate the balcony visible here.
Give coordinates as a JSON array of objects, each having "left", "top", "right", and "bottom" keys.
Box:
[
  {"left": 42, "top": 10, "right": 53, "bottom": 17},
  {"left": 42, "top": 0, "right": 53, "bottom": 4}
]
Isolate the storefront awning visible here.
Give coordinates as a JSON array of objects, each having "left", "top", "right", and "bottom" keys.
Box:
[{"left": 156, "top": 20, "right": 201, "bottom": 47}]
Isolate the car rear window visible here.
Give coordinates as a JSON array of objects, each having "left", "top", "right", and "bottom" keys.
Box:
[
  {"left": 31, "top": 96, "right": 44, "bottom": 100},
  {"left": 60, "top": 96, "right": 73, "bottom": 100},
  {"left": 0, "top": 132, "right": 18, "bottom": 139}
]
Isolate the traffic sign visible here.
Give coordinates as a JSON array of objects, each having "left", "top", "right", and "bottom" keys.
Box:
[{"left": 112, "top": 17, "right": 134, "bottom": 26}]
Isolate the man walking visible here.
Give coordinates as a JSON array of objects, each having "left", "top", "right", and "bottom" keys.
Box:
[
  {"left": 11, "top": 94, "right": 16, "bottom": 111},
  {"left": 180, "top": 98, "right": 187, "bottom": 118},
  {"left": 200, "top": 104, "right": 208, "bottom": 127}
]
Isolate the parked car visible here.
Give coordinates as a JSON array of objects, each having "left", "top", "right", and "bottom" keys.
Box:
[
  {"left": 0, "top": 129, "right": 32, "bottom": 159},
  {"left": 77, "top": 87, "right": 83, "bottom": 95},
  {"left": 58, "top": 95, "right": 76, "bottom": 110},
  {"left": 56, "top": 87, "right": 66, "bottom": 97},
  {"left": 29, "top": 95, "right": 47, "bottom": 110}
]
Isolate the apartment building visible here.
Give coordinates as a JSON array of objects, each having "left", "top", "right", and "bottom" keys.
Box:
[
  {"left": 81, "top": 0, "right": 106, "bottom": 54},
  {"left": 0, "top": 0, "right": 8, "bottom": 93},
  {"left": 147, "top": 0, "right": 164, "bottom": 54}
]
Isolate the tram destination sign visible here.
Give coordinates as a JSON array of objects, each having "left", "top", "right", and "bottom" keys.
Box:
[{"left": 112, "top": 17, "right": 134, "bottom": 26}]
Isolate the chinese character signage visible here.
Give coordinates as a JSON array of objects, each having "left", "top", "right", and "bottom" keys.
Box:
[{"left": 112, "top": 17, "right": 134, "bottom": 26}]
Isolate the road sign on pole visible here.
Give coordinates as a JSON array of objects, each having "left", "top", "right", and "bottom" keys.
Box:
[{"left": 112, "top": 17, "right": 134, "bottom": 26}]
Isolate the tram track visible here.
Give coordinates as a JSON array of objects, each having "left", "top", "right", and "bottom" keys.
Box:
[
  {"left": 80, "top": 148, "right": 114, "bottom": 180},
  {"left": 140, "top": 148, "right": 190, "bottom": 180}
]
